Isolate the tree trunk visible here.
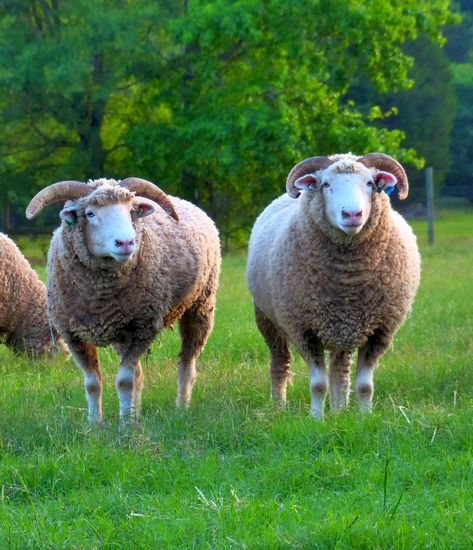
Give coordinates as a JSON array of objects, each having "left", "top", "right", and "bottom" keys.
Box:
[
  {"left": 79, "top": 53, "right": 107, "bottom": 178},
  {"left": 2, "top": 200, "right": 10, "bottom": 232}
]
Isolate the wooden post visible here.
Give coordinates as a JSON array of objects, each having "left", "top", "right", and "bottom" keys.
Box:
[{"left": 425, "top": 167, "right": 434, "bottom": 245}]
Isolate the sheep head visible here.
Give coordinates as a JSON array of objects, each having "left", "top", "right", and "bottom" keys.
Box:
[
  {"left": 286, "top": 153, "right": 408, "bottom": 235},
  {"left": 26, "top": 177, "right": 179, "bottom": 263}
]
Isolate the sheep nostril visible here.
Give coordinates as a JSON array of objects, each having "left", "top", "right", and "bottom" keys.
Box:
[
  {"left": 115, "top": 239, "right": 134, "bottom": 249},
  {"left": 342, "top": 209, "right": 362, "bottom": 220}
]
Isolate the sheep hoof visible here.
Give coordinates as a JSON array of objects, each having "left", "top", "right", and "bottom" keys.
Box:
[
  {"left": 119, "top": 417, "right": 141, "bottom": 432},
  {"left": 310, "top": 407, "right": 324, "bottom": 420}
]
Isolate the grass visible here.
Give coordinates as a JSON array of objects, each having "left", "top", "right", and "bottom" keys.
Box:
[{"left": 1, "top": 209, "right": 473, "bottom": 549}]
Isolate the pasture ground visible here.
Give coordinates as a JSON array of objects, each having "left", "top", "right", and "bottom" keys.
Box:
[{"left": 1, "top": 210, "right": 473, "bottom": 549}]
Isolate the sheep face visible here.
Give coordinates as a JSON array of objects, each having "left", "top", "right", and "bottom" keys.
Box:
[
  {"left": 60, "top": 196, "right": 157, "bottom": 262},
  {"left": 294, "top": 160, "right": 397, "bottom": 235}
]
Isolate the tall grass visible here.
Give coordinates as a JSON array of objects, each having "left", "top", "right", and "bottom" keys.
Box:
[{"left": 1, "top": 210, "right": 472, "bottom": 548}]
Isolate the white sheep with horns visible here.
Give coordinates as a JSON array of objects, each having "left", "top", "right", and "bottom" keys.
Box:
[
  {"left": 26, "top": 177, "right": 221, "bottom": 423},
  {"left": 247, "top": 153, "right": 421, "bottom": 418}
]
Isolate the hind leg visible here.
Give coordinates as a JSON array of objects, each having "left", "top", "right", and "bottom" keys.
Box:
[
  {"left": 254, "top": 306, "right": 292, "bottom": 407},
  {"left": 176, "top": 296, "right": 216, "bottom": 407},
  {"left": 329, "top": 350, "right": 353, "bottom": 412}
]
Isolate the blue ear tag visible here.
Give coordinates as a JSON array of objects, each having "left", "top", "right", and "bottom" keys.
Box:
[{"left": 384, "top": 186, "right": 395, "bottom": 196}]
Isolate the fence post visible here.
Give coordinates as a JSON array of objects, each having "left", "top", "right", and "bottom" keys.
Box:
[{"left": 425, "top": 167, "right": 434, "bottom": 245}]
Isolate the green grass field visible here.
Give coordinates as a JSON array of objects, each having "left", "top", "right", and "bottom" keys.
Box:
[{"left": 1, "top": 210, "right": 473, "bottom": 549}]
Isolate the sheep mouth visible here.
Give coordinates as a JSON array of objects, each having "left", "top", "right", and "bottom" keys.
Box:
[
  {"left": 340, "top": 221, "right": 364, "bottom": 233},
  {"left": 111, "top": 251, "right": 135, "bottom": 262}
]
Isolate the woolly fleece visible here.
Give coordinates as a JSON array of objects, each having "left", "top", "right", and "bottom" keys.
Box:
[
  {"left": 47, "top": 180, "right": 221, "bottom": 357},
  {"left": 0, "top": 233, "right": 59, "bottom": 356},
  {"left": 247, "top": 162, "right": 421, "bottom": 354}
]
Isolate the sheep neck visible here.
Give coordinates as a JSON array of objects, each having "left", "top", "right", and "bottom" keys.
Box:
[
  {"left": 57, "top": 225, "right": 142, "bottom": 296},
  {"left": 298, "top": 195, "right": 393, "bottom": 278}
]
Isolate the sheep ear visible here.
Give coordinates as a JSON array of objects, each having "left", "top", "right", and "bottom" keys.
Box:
[
  {"left": 59, "top": 205, "right": 78, "bottom": 225},
  {"left": 294, "top": 174, "right": 319, "bottom": 192},
  {"left": 133, "top": 197, "right": 156, "bottom": 219},
  {"left": 375, "top": 171, "right": 397, "bottom": 195}
]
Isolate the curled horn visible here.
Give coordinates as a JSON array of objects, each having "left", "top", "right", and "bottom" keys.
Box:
[
  {"left": 120, "top": 177, "right": 179, "bottom": 221},
  {"left": 286, "top": 156, "right": 333, "bottom": 198},
  {"left": 26, "top": 181, "right": 93, "bottom": 219},
  {"left": 358, "top": 153, "right": 409, "bottom": 200}
]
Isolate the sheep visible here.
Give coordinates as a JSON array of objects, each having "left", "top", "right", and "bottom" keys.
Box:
[
  {"left": 246, "top": 153, "right": 421, "bottom": 418},
  {"left": 0, "top": 232, "right": 64, "bottom": 356},
  {"left": 26, "top": 177, "right": 221, "bottom": 423}
]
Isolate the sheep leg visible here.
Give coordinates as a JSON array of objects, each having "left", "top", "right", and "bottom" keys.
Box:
[
  {"left": 115, "top": 364, "right": 136, "bottom": 422},
  {"left": 177, "top": 299, "right": 215, "bottom": 407},
  {"left": 329, "top": 350, "right": 352, "bottom": 412},
  {"left": 113, "top": 341, "right": 144, "bottom": 420},
  {"left": 132, "top": 360, "right": 144, "bottom": 416},
  {"left": 356, "top": 329, "right": 391, "bottom": 413},
  {"left": 68, "top": 341, "right": 102, "bottom": 423},
  {"left": 297, "top": 329, "right": 327, "bottom": 419},
  {"left": 254, "top": 306, "right": 292, "bottom": 407},
  {"left": 116, "top": 335, "right": 155, "bottom": 422}
]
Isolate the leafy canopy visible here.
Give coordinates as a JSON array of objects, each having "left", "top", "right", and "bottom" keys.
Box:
[{"left": 0, "top": 0, "right": 454, "bottom": 240}]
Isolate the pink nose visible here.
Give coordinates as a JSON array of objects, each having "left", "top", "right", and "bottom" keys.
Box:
[
  {"left": 115, "top": 239, "right": 134, "bottom": 253},
  {"left": 341, "top": 208, "right": 363, "bottom": 221}
]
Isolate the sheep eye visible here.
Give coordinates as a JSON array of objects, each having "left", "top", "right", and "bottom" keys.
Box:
[
  {"left": 322, "top": 182, "right": 330, "bottom": 189},
  {"left": 86, "top": 211, "right": 95, "bottom": 219},
  {"left": 366, "top": 181, "right": 374, "bottom": 188}
]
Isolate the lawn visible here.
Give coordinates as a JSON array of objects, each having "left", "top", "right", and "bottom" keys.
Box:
[{"left": 1, "top": 210, "right": 473, "bottom": 549}]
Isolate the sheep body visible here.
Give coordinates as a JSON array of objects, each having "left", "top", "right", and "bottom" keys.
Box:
[
  {"left": 41, "top": 179, "right": 220, "bottom": 421},
  {"left": 0, "top": 232, "right": 59, "bottom": 356},
  {"left": 48, "top": 192, "right": 219, "bottom": 345},
  {"left": 247, "top": 154, "right": 420, "bottom": 416}
]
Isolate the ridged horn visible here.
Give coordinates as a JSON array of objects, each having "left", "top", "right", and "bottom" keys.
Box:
[
  {"left": 358, "top": 153, "right": 409, "bottom": 200},
  {"left": 26, "top": 181, "right": 93, "bottom": 219},
  {"left": 120, "top": 177, "right": 179, "bottom": 221},
  {"left": 286, "top": 156, "right": 333, "bottom": 198}
]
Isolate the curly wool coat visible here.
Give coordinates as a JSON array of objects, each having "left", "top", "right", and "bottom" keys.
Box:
[
  {"left": 46, "top": 183, "right": 221, "bottom": 354},
  {"left": 0, "top": 233, "right": 59, "bottom": 356},
  {"left": 247, "top": 188, "right": 420, "bottom": 353}
]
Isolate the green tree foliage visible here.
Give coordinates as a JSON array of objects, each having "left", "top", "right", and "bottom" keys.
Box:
[
  {"left": 443, "top": 1, "right": 473, "bottom": 201},
  {"left": 384, "top": 36, "right": 455, "bottom": 201},
  {"left": 0, "top": 0, "right": 453, "bottom": 241},
  {"left": 0, "top": 0, "right": 164, "bottom": 221},
  {"left": 127, "top": 0, "right": 453, "bottom": 243}
]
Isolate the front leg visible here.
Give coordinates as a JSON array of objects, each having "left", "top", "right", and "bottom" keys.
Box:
[
  {"left": 68, "top": 341, "right": 102, "bottom": 423},
  {"left": 113, "top": 343, "right": 144, "bottom": 421},
  {"left": 356, "top": 328, "right": 392, "bottom": 414},
  {"left": 296, "top": 329, "right": 327, "bottom": 419},
  {"left": 115, "top": 329, "right": 157, "bottom": 422}
]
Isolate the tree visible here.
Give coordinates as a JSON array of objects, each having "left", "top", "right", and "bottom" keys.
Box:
[
  {"left": 383, "top": 36, "right": 456, "bottom": 201},
  {"left": 0, "top": 0, "right": 454, "bottom": 241},
  {"left": 125, "top": 0, "right": 453, "bottom": 244},
  {"left": 0, "top": 0, "right": 164, "bottom": 221},
  {"left": 443, "top": 1, "right": 473, "bottom": 201}
]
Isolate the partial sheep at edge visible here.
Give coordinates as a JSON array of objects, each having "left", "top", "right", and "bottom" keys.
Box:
[{"left": 0, "top": 232, "right": 64, "bottom": 357}]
